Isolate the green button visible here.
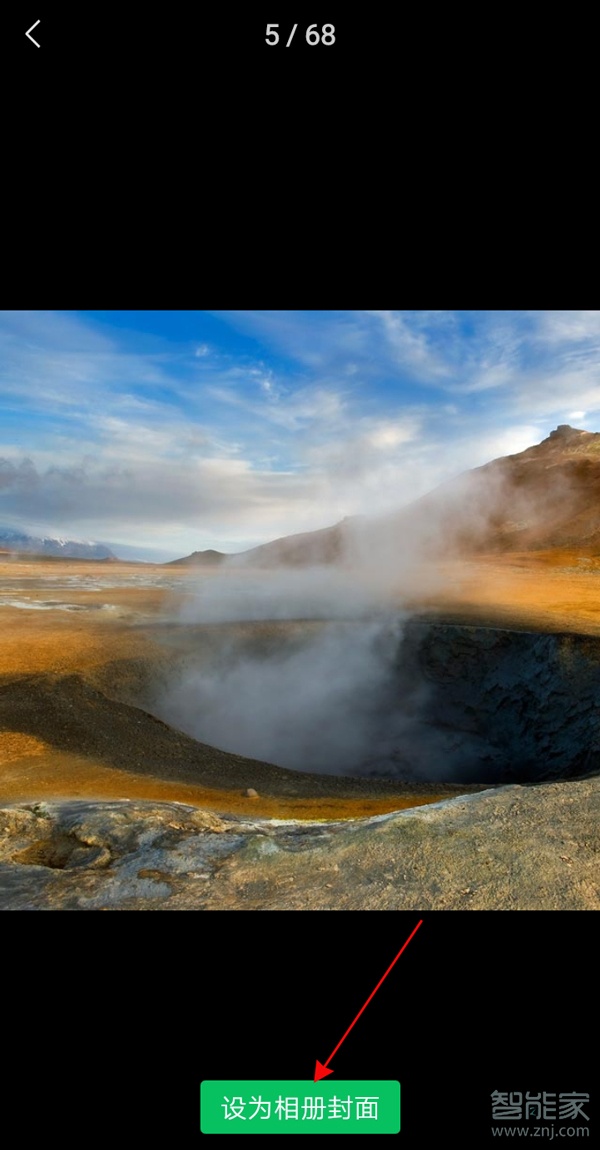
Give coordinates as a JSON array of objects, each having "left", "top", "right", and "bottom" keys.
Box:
[{"left": 200, "top": 1081, "right": 400, "bottom": 1134}]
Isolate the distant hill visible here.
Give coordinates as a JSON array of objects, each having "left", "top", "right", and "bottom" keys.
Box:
[
  {"left": 0, "top": 528, "right": 117, "bottom": 560},
  {"left": 167, "top": 426, "right": 600, "bottom": 569},
  {"left": 165, "top": 549, "right": 227, "bottom": 567},
  {"left": 165, "top": 524, "right": 359, "bottom": 569},
  {"left": 230, "top": 519, "right": 358, "bottom": 568}
]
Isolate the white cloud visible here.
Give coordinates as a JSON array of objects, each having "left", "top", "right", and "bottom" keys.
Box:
[
  {"left": 534, "top": 310, "right": 600, "bottom": 343},
  {"left": 4, "top": 309, "right": 600, "bottom": 557},
  {"left": 513, "top": 370, "right": 600, "bottom": 418},
  {"left": 207, "top": 380, "right": 347, "bottom": 433},
  {"left": 365, "top": 310, "right": 450, "bottom": 380}
]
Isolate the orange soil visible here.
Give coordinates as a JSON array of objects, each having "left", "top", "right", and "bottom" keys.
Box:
[
  {"left": 1, "top": 552, "right": 598, "bottom": 818},
  {"left": 406, "top": 550, "right": 600, "bottom": 636},
  {"left": 0, "top": 742, "right": 445, "bottom": 820}
]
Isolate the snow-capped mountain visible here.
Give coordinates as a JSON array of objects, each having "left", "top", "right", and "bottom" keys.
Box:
[{"left": 0, "top": 528, "right": 117, "bottom": 560}]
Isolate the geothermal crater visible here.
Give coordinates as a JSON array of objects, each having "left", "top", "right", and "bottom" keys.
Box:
[
  {"left": 152, "top": 620, "right": 600, "bottom": 785},
  {"left": 390, "top": 623, "right": 600, "bottom": 783}
]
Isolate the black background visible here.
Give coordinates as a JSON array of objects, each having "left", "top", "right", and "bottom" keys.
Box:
[
  {"left": 5, "top": 10, "right": 361, "bottom": 66},
  {"left": 13, "top": 911, "right": 594, "bottom": 1145},
  {"left": 2, "top": 10, "right": 596, "bottom": 1143}
]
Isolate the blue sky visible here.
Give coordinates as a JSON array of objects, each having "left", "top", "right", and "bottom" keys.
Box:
[{"left": 1, "top": 309, "right": 599, "bottom": 560}]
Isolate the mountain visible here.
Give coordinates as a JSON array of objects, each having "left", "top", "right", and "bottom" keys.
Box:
[
  {"left": 0, "top": 528, "right": 117, "bottom": 560},
  {"left": 165, "top": 549, "right": 227, "bottom": 567},
  {"left": 389, "top": 423, "right": 600, "bottom": 556},
  {"left": 169, "top": 426, "right": 600, "bottom": 568}
]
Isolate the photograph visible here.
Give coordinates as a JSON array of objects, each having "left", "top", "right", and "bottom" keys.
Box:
[{"left": 1, "top": 310, "right": 595, "bottom": 1143}]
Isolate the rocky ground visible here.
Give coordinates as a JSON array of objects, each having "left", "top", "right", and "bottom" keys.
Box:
[{"left": 1, "top": 776, "right": 598, "bottom": 909}]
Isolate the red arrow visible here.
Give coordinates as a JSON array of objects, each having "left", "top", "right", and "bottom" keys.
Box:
[{"left": 313, "top": 919, "right": 423, "bottom": 1082}]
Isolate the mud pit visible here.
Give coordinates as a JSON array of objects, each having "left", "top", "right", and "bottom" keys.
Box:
[
  {"left": 2, "top": 556, "right": 600, "bottom": 818},
  {"left": 151, "top": 620, "right": 600, "bottom": 785},
  {"left": 391, "top": 623, "right": 600, "bottom": 782}
]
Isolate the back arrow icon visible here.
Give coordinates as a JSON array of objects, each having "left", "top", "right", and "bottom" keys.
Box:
[{"left": 26, "top": 20, "right": 41, "bottom": 47}]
